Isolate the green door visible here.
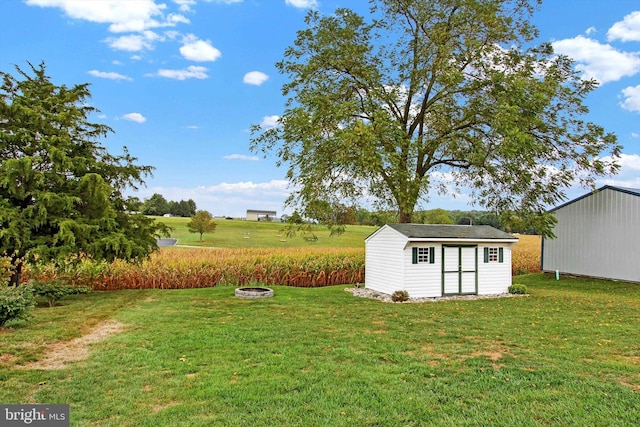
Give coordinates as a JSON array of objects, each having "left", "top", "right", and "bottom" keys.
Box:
[{"left": 442, "top": 245, "right": 478, "bottom": 295}]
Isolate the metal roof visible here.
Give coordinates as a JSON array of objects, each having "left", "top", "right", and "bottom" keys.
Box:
[
  {"left": 246, "top": 209, "right": 277, "bottom": 214},
  {"left": 549, "top": 185, "right": 640, "bottom": 212},
  {"left": 386, "top": 223, "right": 518, "bottom": 241}
]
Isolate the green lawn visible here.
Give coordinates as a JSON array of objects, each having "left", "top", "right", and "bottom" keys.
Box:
[
  {"left": 1, "top": 274, "right": 638, "bottom": 426},
  {"left": 155, "top": 216, "right": 375, "bottom": 248}
]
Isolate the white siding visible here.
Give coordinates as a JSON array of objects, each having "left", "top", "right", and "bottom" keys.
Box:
[
  {"left": 403, "top": 243, "right": 443, "bottom": 298},
  {"left": 543, "top": 188, "right": 640, "bottom": 283},
  {"left": 365, "top": 227, "right": 406, "bottom": 294},
  {"left": 477, "top": 244, "right": 514, "bottom": 295}
]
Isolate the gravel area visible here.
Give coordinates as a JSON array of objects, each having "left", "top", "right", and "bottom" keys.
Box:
[{"left": 345, "top": 287, "right": 526, "bottom": 303}]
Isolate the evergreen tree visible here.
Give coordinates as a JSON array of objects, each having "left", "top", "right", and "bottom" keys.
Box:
[{"left": 0, "top": 62, "right": 168, "bottom": 286}]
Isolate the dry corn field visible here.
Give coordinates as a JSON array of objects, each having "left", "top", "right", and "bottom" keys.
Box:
[
  {"left": 26, "top": 247, "right": 365, "bottom": 290},
  {"left": 511, "top": 234, "right": 542, "bottom": 275},
  {"left": 25, "top": 235, "right": 541, "bottom": 290}
]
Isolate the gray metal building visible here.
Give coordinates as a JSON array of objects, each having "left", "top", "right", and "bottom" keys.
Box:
[
  {"left": 246, "top": 209, "right": 277, "bottom": 221},
  {"left": 542, "top": 185, "right": 640, "bottom": 283}
]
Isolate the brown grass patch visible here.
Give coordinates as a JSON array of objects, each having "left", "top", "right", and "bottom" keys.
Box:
[
  {"left": 620, "top": 380, "right": 640, "bottom": 392},
  {"left": 16, "top": 321, "right": 126, "bottom": 370},
  {"left": 462, "top": 337, "right": 511, "bottom": 369},
  {"left": 416, "top": 344, "right": 450, "bottom": 361},
  {"left": 0, "top": 353, "right": 16, "bottom": 366},
  {"left": 469, "top": 350, "right": 505, "bottom": 370},
  {"left": 151, "top": 400, "right": 179, "bottom": 414}
]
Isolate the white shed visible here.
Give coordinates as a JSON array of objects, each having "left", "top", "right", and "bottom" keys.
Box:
[
  {"left": 365, "top": 224, "right": 518, "bottom": 298},
  {"left": 542, "top": 185, "right": 640, "bottom": 283}
]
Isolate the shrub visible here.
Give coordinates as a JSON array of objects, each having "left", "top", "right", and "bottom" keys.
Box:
[
  {"left": 0, "top": 256, "right": 13, "bottom": 285},
  {"left": 30, "top": 280, "right": 91, "bottom": 307},
  {"left": 391, "top": 290, "right": 410, "bottom": 302},
  {"left": 0, "top": 285, "right": 36, "bottom": 327},
  {"left": 508, "top": 284, "right": 528, "bottom": 295}
]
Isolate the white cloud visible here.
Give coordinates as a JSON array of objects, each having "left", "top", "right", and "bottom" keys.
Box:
[
  {"left": 632, "top": 132, "right": 639, "bottom": 138},
  {"left": 551, "top": 35, "right": 640, "bottom": 84},
  {"left": 204, "top": 0, "right": 244, "bottom": 4},
  {"left": 166, "top": 13, "right": 190, "bottom": 26},
  {"left": 206, "top": 180, "right": 290, "bottom": 194},
  {"left": 88, "top": 70, "right": 132, "bottom": 81},
  {"left": 164, "top": 30, "right": 181, "bottom": 40},
  {"left": 243, "top": 71, "right": 269, "bottom": 86},
  {"left": 260, "top": 115, "right": 280, "bottom": 129},
  {"left": 25, "top": 0, "right": 188, "bottom": 33},
  {"left": 180, "top": 35, "right": 221, "bottom": 62},
  {"left": 618, "top": 153, "right": 640, "bottom": 171},
  {"left": 602, "top": 176, "right": 640, "bottom": 189},
  {"left": 185, "top": 125, "right": 199, "bottom": 129},
  {"left": 607, "top": 11, "right": 640, "bottom": 42},
  {"left": 156, "top": 65, "right": 209, "bottom": 80},
  {"left": 285, "top": 0, "right": 318, "bottom": 8},
  {"left": 620, "top": 85, "right": 640, "bottom": 113},
  {"left": 585, "top": 26, "right": 596, "bottom": 35},
  {"left": 596, "top": 153, "right": 640, "bottom": 189},
  {"left": 174, "top": 0, "right": 196, "bottom": 12},
  {"left": 107, "top": 33, "right": 156, "bottom": 51},
  {"left": 224, "top": 154, "right": 259, "bottom": 161},
  {"left": 122, "top": 112, "right": 146, "bottom": 123}
]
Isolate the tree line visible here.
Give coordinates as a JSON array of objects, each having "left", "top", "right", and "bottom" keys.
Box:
[
  {"left": 126, "top": 193, "right": 197, "bottom": 217},
  {"left": 287, "top": 205, "right": 541, "bottom": 234}
]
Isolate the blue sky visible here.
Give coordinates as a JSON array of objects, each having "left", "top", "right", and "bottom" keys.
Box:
[{"left": 1, "top": 0, "right": 639, "bottom": 218}]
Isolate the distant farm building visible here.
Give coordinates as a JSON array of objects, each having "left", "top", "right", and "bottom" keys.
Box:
[
  {"left": 365, "top": 224, "right": 518, "bottom": 298},
  {"left": 246, "top": 209, "right": 277, "bottom": 221},
  {"left": 542, "top": 185, "right": 640, "bottom": 283}
]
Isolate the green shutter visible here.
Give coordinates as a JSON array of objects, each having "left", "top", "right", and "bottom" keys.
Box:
[
  {"left": 429, "top": 247, "right": 435, "bottom": 264},
  {"left": 412, "top": 247, "right": 418, "bottom": 264},
  {"left": 484, "top": 247, "right": 489, "bottom": 263},
  {"left": 499, "top": 247, "right": 504, "bottom": 263}
]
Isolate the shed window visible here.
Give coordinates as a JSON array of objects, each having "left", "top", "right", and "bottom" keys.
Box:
[
  {"left": 412, "top": 247, "right": 435, "bottom": 264},
  {"left": 483, "top": 247, "right": 504, "bottom": 263}
]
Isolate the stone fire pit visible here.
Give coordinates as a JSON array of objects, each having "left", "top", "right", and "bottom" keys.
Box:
[{"left": 235, "top": 287, "right": 274, "bottom": 299}]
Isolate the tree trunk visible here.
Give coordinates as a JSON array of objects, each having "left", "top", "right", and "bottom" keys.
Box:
[
  {"left": 8, "top": 261, "right": 22, "bottom": 287},
  {"left": 398, "top": 211, "right": 413, "bottom": 223}
]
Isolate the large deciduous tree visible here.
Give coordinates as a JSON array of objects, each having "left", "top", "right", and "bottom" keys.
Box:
[
  {"left": 169, "top": 199, "right": 197, "bottom": 217},
  {"left": 250, "top": 0, "right": 620, "bottom": 233},
  {"left": 142, "top": 193, "right": 170, "bottom": 216},
  {"left": 0, "top": 62, "right": 168, "bottom": 286}
]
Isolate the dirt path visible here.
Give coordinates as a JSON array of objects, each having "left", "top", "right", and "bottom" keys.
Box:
[{"left": 17, "top": 321, "right": 126, "bottom": 370}]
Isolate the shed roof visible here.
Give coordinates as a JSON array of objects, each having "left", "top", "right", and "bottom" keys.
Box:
[
  {"left": 246, "top": 209, "right": 277, "bottom": 215},
  {"left": 385, "top": 223, "right": 518, "bottom": 241},
  {"left": 550, "top": 185, "right": 640, "bottom": 212}
]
